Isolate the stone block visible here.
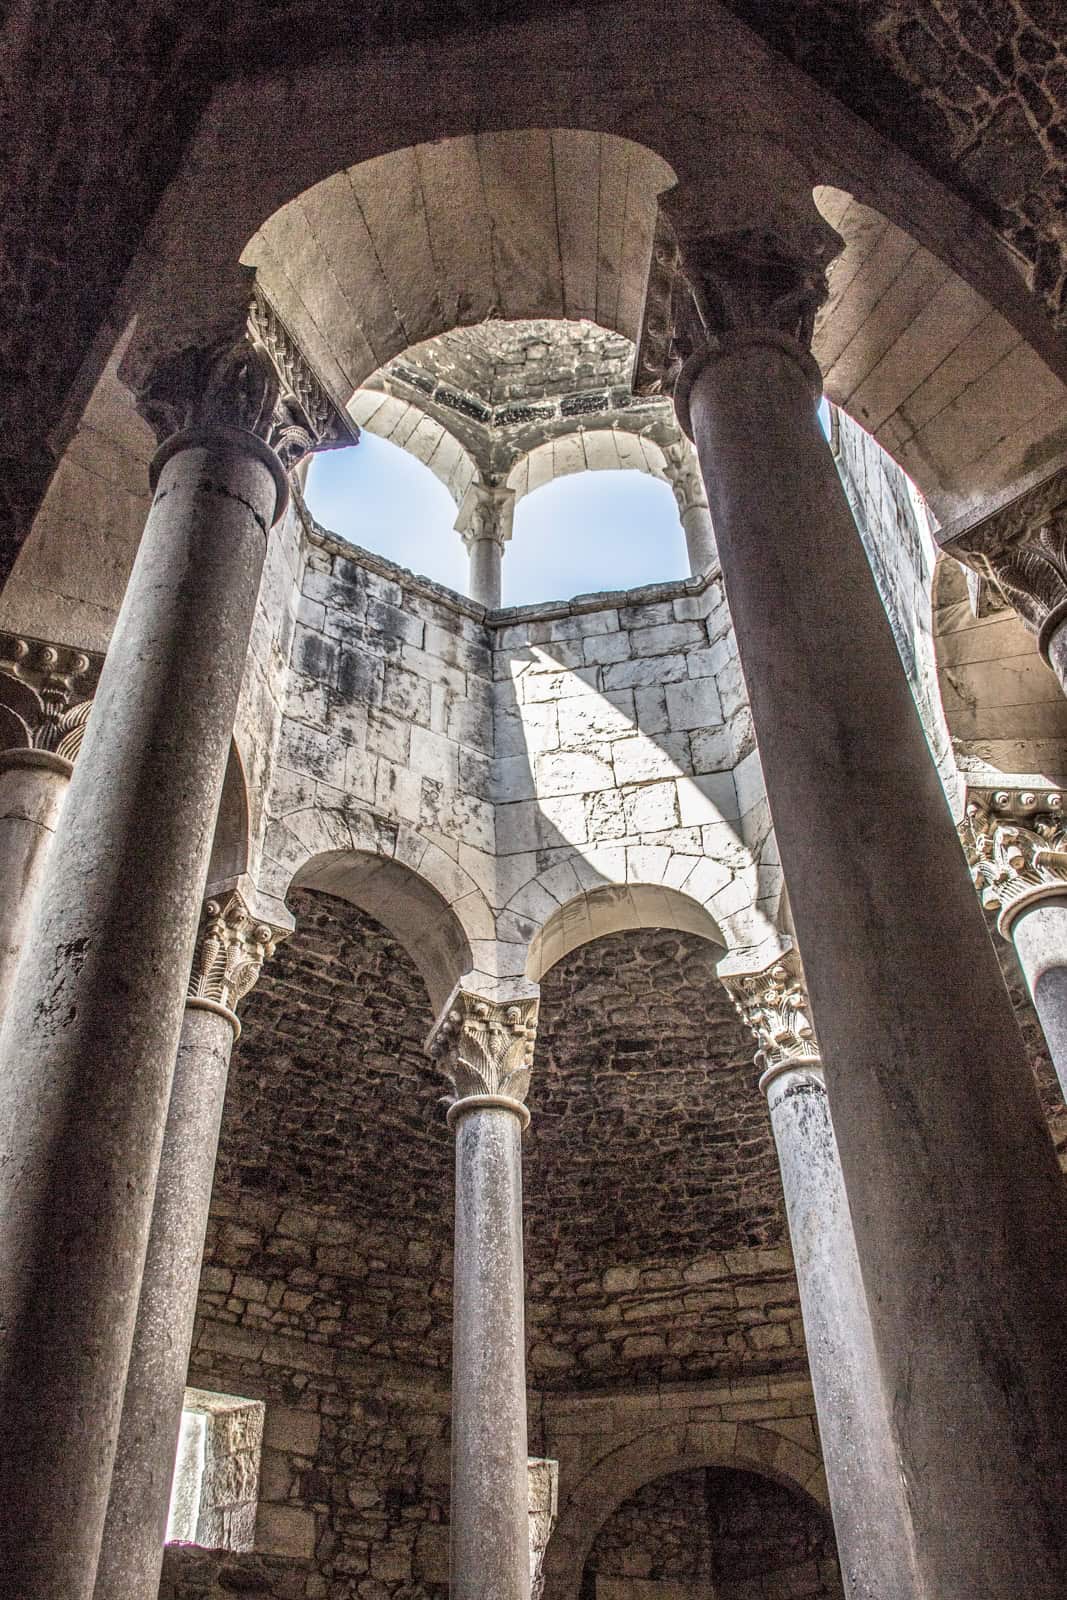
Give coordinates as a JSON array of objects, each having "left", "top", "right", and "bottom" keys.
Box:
[
  {"left": 665, "top": 677, "right": 723, "bottom": 731},
  {"left": 634, "top": 686, "right": 669, "bottom": 733},
  {"left": 263, "top": 1405, "right": 322, "bottom": 1458},
  {"left": 256, "top": 1504, "right": 317, "bottom": 1560},
  {"left": 619, "top": 600, "right": 674, "bottom": 629},
  {"left": 366, "top": 596, "right": 425, "bottom": 648},
  {"left": 291, "top": 625, "right": 339, "bottom": 686},
  {"left": 536, "top": 750, "right": 615, "bottom": 796},
  {"left": 493, "top": 755, "right": 538, "bottom": 804},
  {"left": 628, "top": 620, "right": 705, "bottom": 655},
  {"left": 556, "top": 690, "right": 635, "bottom": 742},
  {"left": 380, "top": 665, "right": 433, "bottom": 726},
  {"left": 277, "top": 720, "right": 347, "bottom": 790},
  {"left": 622, "top": 781, "right": 679, "bottom": 834},
  {"left": 602, "top": 654, "right": 689, "bottom": 690},
  {"left": 409, "top": 726, "right": 460, "bottom": 788},
  {"left": 677, "top": 773, "right": 739, "bottom": 826},
  {"left": 583, "top": 631, "right": 631, "bottom": 665},
  {"left": 611, "top": 732, "right": 691, "bottom": 786}
]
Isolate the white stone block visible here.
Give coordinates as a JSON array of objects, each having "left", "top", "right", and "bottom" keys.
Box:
[
  {"left": 733, "top": 748, "right": 766, "bottom": 816},
  {"left": 677, "top": 773, "right": 740, "bottom": 826},
  {"left": 611, "top": 732, "right": 691, "bottom": 786},
  {"left": 522, "top": 666, "right": 600, "bottom": 702},
  {"left": 493, "top": 756, "right": 538, "bottom": 804},
  {"left": 556, "top": 691, "right": 635, "bottom": 744},
  {"left": 344, "top": 743, "right": 377, "bottom": 805},
  {"left": 666, "top": 677, "right": 723, "bottom": 731},
  {"left": 585, "top": 789, "right": 626, "bottom": 841},
  {"left": 496, "top": 701, "right": 560, "bottom": 757},
  {"left": 497, "top": 801, "right": 540, "bottom": 856},
  {"left": 634, "top": 686, "right": 669, "bottom": 734},
  {"left": 628, "top": 620, "right": 704, "bottom": 655},
  {"left": 536, "top": 750, "right": 615, "bottom": 797},
  {"left": 625, "top": 844, "right": 671, "bottom": 884},
  {"left": 409, "top": 725, "right": 460, "bottom": 789},
  {"left": 583, "top": 632, "right": 630, "bottom": 665},
  {"left": 374, "top": 759, "right": 422, "bottom": 823},
  {"left": 538, "top": 793, "right": 589, "bottom": 847},
  {"left": 602, "top": 655, "right": 689, "bottom": 691},
  {"left": 622, "top": 781, "right": 679, "bottom": 835}
]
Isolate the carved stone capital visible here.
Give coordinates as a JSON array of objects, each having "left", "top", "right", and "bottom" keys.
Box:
[
  {"left": 133, "top": 288, "right": 358, "bottom": 475},
  {"left": 455, "top": 482, "right": 516, "bottom": 552},
  {"left": 427, "top": 989, "right": 539, "bottom": 1107},
  {"left": 946, "top": 466, "right": 1067, "bottom": 660},
  {"left": 0, "top": 632, "right": 102, "bottom": 763},
  {"left": 722, "top": 949, "right": 821, "bottom": 1084},
  {"left": 958, "top": 787, "right": 1067, "bottom": 935},
  {"left": 636, "top": 210, "right": 837, "bottom": 404},
  {"left": 187, "top": 889, "right": 288, "bottom": 1026}
]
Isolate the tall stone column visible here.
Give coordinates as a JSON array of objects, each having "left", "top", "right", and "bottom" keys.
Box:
[
  {"left": 456, "top": 481, "right": 515, "bottom": 608},
  {"left": 723, "top": 949, "right": 921, "bottom": 1600},
  {"left": 665, "top": 440, "right": 717, "bottom": 574},
  {"left": 0, "top": 633, "right": 100, "bottom": 1015},
  {"left": 960, "top": 785, "right": 1067, "bottom": 1099},
  {"left": 94, "top": 887, "right": 286, "bottom": 1600},
  {"left": 641, "top": 207, "right": 1067, "bottom": 1596},
  {"left": 943, "top": 465, "right": 1067, "bottom": 695},
  {"left": 428, "top": 989, "right": 539, "bottom": 1600},
  {"left": 0, "top": 301, "right": 349, "bottom": 1600}
]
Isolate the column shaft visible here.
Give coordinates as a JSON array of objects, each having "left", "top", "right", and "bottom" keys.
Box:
[
  {"left": 450, "top": 1102, "right": 530, "bottom": 1600},
  {"left": 1008, "top": 897, "right": 1067, "bottom": 1101},
  {"left": 468, "top": 536, "right": 503, "bottom": 609},
  {"left": 764, "top": 1063, "right": 921, "bottom": 1600},
  {"left": 0, "top": 436, "right": 278, "bottom": 1600},
  {"left": 688, "top": 342, "right": 1067, "bottom": 1595},
  {"left": 94, "top": 1003, "right": 237, "bottom": 1600},
  {"left": 0, "top": 748, "right": 70, "bottom": 1016}
]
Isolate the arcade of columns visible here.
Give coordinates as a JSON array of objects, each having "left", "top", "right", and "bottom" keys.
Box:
[{"left": 2, "top": 201, "right": 1067, "bottom": 1600}]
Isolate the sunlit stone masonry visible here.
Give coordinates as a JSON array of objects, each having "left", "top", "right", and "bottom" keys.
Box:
[{"left": 5, "top": 13, "right": 1067, "bottom": 1599}]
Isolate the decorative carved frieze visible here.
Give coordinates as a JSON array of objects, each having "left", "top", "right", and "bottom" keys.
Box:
[
  {"left": 134, "top": 289, "right": 358, "bottom": 471},
  {"left": 723, "top": 949, "right": 821, "bottom": 1076},
  {"left": 959, "top": 787, "right": 1067, "bottom": 933},
  {"left": 0, "top": 632, "right": 102, "bottom": 761},
  {"left": 636, "top": 210, "right": 836, "bottom": 400},
  {"left": 428, "top": 990, "right": 539, "bottom": 1105},
  {"left": 946, "top": 466, "right": 1067, "bottom": 660},
  {"left": 188, "top": 889, "right": 288, "bottom": 1016}
]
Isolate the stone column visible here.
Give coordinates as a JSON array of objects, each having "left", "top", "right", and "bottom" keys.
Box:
[
  {"left": 942, "top": 464, "right": 1067, "bottom": 695},
  {"left": 723, "top": 950, "right": 921, "bottom": 1600},
  {"left": 456, "top": 482, "right": 515, "bottom": 608},
  {"left": 0, "top": 634, "right": 100, "bottom": 1016},
  {"left": 665, "top": 440, "right": 717, "bottom": 574},
  {"left": 94, "top": 887, "right": 286, "bottom": 1600},
  {"left": 960, "top": 786, "right": 1067, "bottom": 1099},
  {"left": 648, "top": 210, "right": 1067, "bottom": 1596},
  {"left": 428, "top": 989, "right": 539, "bottom": 1600},
  {"left": 0, "top": 316, "right": 344, "bottom": 1599}
]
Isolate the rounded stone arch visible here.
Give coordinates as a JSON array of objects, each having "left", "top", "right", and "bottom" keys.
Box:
[
  {"left": 346, "top": 391, "right": 478, "bottom": 508},
  {"left": 930, "top": 551, "right": 1067, "bottom": 792},
  {"left": 506, "top": 430, "right": 673, "bottom": 507},
  {"left": 266, "top": 805, "right": 492, "bottom": 1011},
  {"left": 526, "top": 881, "right": 725, "bottom": 981},
  {"left": 543, "top": 1420, "right": 828, "bottom": 1600}
]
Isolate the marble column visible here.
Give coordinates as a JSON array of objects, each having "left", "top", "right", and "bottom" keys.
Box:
[
  {"left": 0, "top": 635, "right": 99, "bottom": 1016},
  {"left": 428, "top": 989, "right": 539, "bottom": 1600},
  {"left": 943, "top": 464, "right": 1067, "bottom": 696},
  {"left": 656, "top": 211, "right": 1067, "bottom": 1595},
  {"left": 723, "top": 950, "right": 921, "bottom": 1600},
  {"left": 456, "top": 482, "right": 515, "bottom": 609},
  {"left": 0, "top": 334, "right": 299, "bottom": 1600},
  {"left": 94, "top": 887, "right": 286, "bottom": 1600},
  {"left": 665, "top": 441, "right": 717, "bottom": 574},
  {"left": 960, "top": 785, "right": 1067, "bottom": 1099}
]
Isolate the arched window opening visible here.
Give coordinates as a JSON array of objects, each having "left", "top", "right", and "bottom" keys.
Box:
[
  {"left": 506, "top": 470, "right": 687, "bottom": 607},
  {"left": 305, "top": 434, "right": 467, "bottom": 594}
]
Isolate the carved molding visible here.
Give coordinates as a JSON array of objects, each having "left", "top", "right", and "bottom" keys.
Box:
[
  {"left": 946, "top": 466, "right": 1067, "bottom": 659},
  {"left": 959, "top": 787, "right": 1067, "bottom": 934},
  {"left": 135, "top": 289, "right": 358, "bottom": 472},
  {"left": 188, "top": 889, "right": 288, "bottom": 1016},
  {"left": 455, "top": 482, "right": 516, "bottom": 551},
  {"left": 428, "top": 990, "right": 539, "bottom": 1105},
  {"left": 663, "top": 441, "right": 710, "bottom": 517},
  {"left": 722, "top": 949, "right": 821, "bottom": 1077},
  {"left": 0, "top": 632, "right": 102, "bottom": 761},
  {"left": 636, "top": 212, "right": 833, "bottom": 400}
]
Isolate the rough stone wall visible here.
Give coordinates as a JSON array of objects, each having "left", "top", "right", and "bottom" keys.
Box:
[{"left": 582, "top": 1466, "right": 842, "bottom": 1600}]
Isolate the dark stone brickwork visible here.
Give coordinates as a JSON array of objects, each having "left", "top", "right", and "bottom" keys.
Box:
[{"left": 583, "top": 1466, "right": 843, "bottom": 1600}]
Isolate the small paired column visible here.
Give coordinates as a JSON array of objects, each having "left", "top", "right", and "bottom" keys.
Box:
[
  {"left": 639, "top": 198, "right": 1067, "bottom": 1594},
  {"left": 0, "top": 635, "right": 100, "bottom": 1015},
  {"left": 428, "top": 988, "right": 539, "bottom": 1600},
  {"left": 0, "top": 304, "right": 349, "bottom": 1599},
  {"left": 94, "top": 886, "right": 287, "bottom": 1600},
  {"left": 723, "top": 949, "right": 921, "bottom": 1600},
  {"left": 943, "top": 465, "right": 1067, "bottom": 695},
  {"left": 665, "top": 440, "right": 717, "bottom": 574},
  {"left": 456, "top": 482, "right": 515, "bottom": 608},
  {"left": 961, "top": 786, "right": 1067, "bottom": 1100}
]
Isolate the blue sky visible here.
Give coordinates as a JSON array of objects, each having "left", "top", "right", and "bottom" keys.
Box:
[{"left": 305, "top": 400, "right": 832, "bottom": 607}]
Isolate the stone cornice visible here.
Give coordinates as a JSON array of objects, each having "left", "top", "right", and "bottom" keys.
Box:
[
  {"left": 187, "top": 888, "right": 289, "bottom": 1027},
  {"left": 0, "top": 632, "right": 103, "bottom": 761},
  {"left": 942, "top": 465, "right": 1067, "bottom": 659},
  {"left": 959, "top": 786, "right": 1067, "bottom": 935},
  {"left": 721, "top": 949, "right": 821, "bottom": 1081},
  {"left": 427, "top": 988, "right": 539, "bottom": 1106}
]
